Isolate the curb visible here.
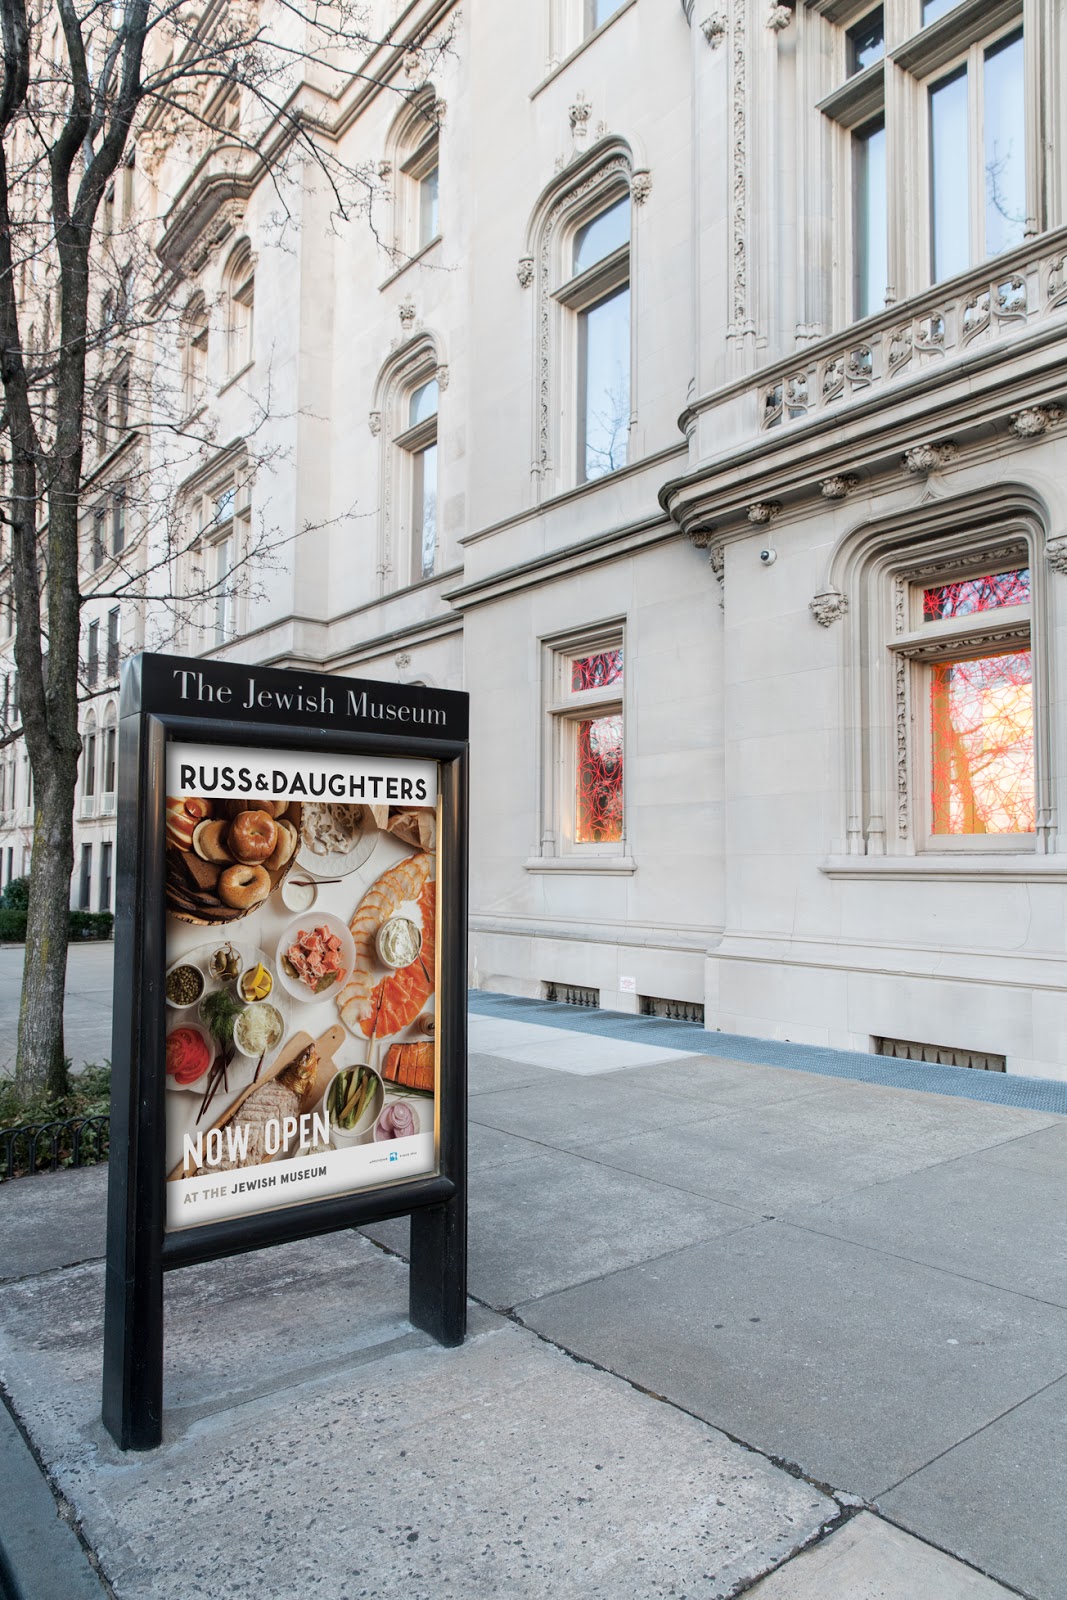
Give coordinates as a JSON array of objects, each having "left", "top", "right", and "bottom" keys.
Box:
[{"left": 0, "top": 1400, "right": 105, "bottom": 1599}]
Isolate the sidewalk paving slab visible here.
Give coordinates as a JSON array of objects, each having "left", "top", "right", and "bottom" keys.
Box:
[
  {"left": 517, "top": 1221, "right": 1067, "bottom": 1504},
  {"left": 0, "top": 1234, "right": 837, "bottom": 1600},
  {"left": 0, "top": 1401, "right": 105, "bottom": 1600},
  {"left": 744, "top": 1512, "right": 1021, "bottom": 1599},
  {"left": 878, "top": 1374, "right": 1067, "bottom": 1600}
]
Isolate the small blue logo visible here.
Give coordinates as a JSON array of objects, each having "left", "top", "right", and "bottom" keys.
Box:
[{"left": 388, "top": 1150, "right": 399, "bottom": 1162}]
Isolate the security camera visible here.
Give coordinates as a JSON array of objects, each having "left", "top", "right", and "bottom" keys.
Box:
[{"left": 759, "top": 548, "right": 777, "bottom": 566}]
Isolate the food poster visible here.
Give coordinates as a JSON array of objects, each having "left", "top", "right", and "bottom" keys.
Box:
[{"left": 163, "top": 742, "right": 440, "bottom": 1229}]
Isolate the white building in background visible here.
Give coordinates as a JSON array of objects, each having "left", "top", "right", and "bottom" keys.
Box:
[{"left": 4, "top": 0, "right": 1067, "bottom": 1077}]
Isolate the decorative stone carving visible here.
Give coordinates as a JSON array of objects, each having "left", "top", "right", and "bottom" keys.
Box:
[
  {"left": 731, "top": 0, "right": 747, "bottom": 329},
  {"left": 377, "top": 160, "right": 392, "bottom": 181},
  {"left": 368, "top": 410, "right": 382, "bottom": 436},
  {"left": 569, "top": 95, "right": 592, "bottom": 135},
  {"left": 435, "top": 363, "right": 449, "bottom": 391},
  {"left": 961, "top": 290, "right": 990, "bottom": 341},
  {"left": 821, "top": 356, "right": 845, "bottom": 402},
  {"left": 631, "top": 170, "right": 652, "bottom": 205},
  {"left": 516, "top": 256, "right": 534, "bottom": 288},
  {"left": 995, "top": 276, "right": 1026, "bottom": 319},
  {"left": 398, "top": 298, "right": 417, "bottom": 330},
  {"left": 747, "top": 501, "right": 781, "bottom": 525},
  {"left": 1047, "top": 256, "right": 1067, "bottom": 309},
  {"left": 701, "top": 13, "right": 727, "bottom": 46},
  {"left": 767, "top": 3, "right": 793, "bottom": 29},
  {"left": 820, "top": 475, "right": 858, "bottom": 501},
  {"left": 1010, "top": 405, "right": 1061, "bottom": 438},
  {"left": 784, "top": 374, "right": 808, "bottom": 412},
  {"left": 395, "top": 651, "right": 412, "bottom": 671},
  {"left": 902, "top": 442, "right": 957, "bottom": 475},
  {"left": 689, "top": 528, "right": 717, "bottom": 548},
  {"left": 1045, "top": 536, "right": 1067, "bottom": 574},
  {"left": 810, "top": 589, "right": 848, "bottom": 627},
  {"left": 403, "top": 48, "right": 421, "bottom": 78}
]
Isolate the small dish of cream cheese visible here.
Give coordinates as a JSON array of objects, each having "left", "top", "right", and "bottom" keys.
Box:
[
  {"left": 282, "top": 877, "right": 317, "bottom": 912},
  {"left": 376, "top": 915, "right": 423, "bottom": 969}
]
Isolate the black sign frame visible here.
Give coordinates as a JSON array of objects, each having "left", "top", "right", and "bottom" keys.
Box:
[{"left": 103, "top": 654, "right": 469, "bottom": 1450}]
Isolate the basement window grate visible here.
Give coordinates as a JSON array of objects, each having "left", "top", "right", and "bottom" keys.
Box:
[
  {"left": 874, "top": 1036, "right": 1006, "bottom": 1072},
  {"left": 640, "top": 995, "right": 705, "bottom": 1024},
  {"left": 543, "top": 982, "right": 600, "bottom": 1009}
]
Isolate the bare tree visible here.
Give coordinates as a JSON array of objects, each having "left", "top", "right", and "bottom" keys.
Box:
[{"left": 0, "top": 0, "right": 452, "bottom": 1101}]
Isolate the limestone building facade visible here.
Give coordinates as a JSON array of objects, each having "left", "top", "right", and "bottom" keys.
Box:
[{"left": 4, "top": 0, "right": 1067, "bottom": 1078}]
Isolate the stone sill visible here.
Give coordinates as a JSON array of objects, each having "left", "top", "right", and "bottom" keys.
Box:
[
  {"left": 820, "top": 854, "right": 1067, "bottom": 884},
  {"left": 524, "top": 855, "right": 637, "bottom": 875}
]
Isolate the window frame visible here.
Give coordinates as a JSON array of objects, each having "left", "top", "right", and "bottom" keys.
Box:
[
  {"left": 223, "top": 243, "right": 254, "bottom": 377},
  {"left": 187, "top": 470, "right": 252, "bottom": 649},
  {"left": 819, "top": 0, "right": 1036, "bottom": 327},
  {"left": 539, "top": 623, "right": 629, "bottom": 864},
  {"left": 837, "top": 501, "right": 1052, "bottom": 860},
  {"left": 551, "top": 185, "right": 633, "bottom": 488}
]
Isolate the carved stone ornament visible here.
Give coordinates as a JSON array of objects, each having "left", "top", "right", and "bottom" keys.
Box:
[
  {"left": 398, "top": 298, "right": 417, "bottom": 330},
  {"left": 516, "top": 256, "right": 534, "bottom": 288},
  {"left": 394, "top": 651, "right": 412, "bottom": 670},
  {"left": 1010, "top": 405, "right": 1062, "bottom": 438},
  {"left": 631, "top": 170, "right": 652, "bottom": 205},
  {"left": 403, "top": 47, "right": 422, "bottom": 78},
  {"left": 435, "top": 363, "right": 450, "bottom": 391},
  {"left": 368, "top": 410, "right": 382, "bottom": 436},
  {"left": 902, "top": 442, "right": 958, "bottom": 475},
  {"left": 1045, "top": 536, "right": 1067, "bottom": 574},
  {"left": 820, "top": 475, "right": 858, "bottom": 501},
  {"left": 767, "top": 3, "right": 793, "bottom": 29},
  {"left": 701, "top": 13, "right": 727, "bottom": 46},
  {"left": 810, "top": 589, "right": 849, "bottom": 627},
  {"left": 688, "top": 528, "right": 717, "bottom": 548},
  {"left": 569, "top": 95, "right": 592, "bottom": 134},
  {"left": 747, "top": 501, "right": 782, "bottom": 525},
  {"left": 377, "top": 160, "right": 392, "bottom": 181}
]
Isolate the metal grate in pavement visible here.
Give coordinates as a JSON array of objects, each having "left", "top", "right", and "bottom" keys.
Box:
[{"left": 467, "top": 991, "right": 1067, "bottom": 1116}]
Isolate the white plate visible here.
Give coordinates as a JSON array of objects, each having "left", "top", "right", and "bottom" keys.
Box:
[
  {"left": 295, "top": 803, "right": 378, "bottom": 879},
  {"left": 165, "top": 937, "right": 291, "bottom": 1090},
  {"left": 275, "top": 913, "right": 357, "bottom": 1006}
]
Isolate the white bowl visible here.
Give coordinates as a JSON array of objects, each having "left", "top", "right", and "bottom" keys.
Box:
[
  {"left": 232, "top": 1001, "right": 285, "bottom": 1059},
  {"left": 164, "top": 959, "right": 206, "bottom": 1011},
  {"left": 281, "top": 876, "right": 318, "bottom": 913},
  {"left": 274, "top": 913, "right": 356, "bottom": 1005},
  {"left": 323, "top": 1064, "right": 383, "bottom": 1147},
  {"left": 373, "top": 1099, "right": 421, "bottom": 1143}
]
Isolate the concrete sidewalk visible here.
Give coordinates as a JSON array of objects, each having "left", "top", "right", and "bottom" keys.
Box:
[{"left": 0, "top": 999, "right": 1064, "bottom": 1597}]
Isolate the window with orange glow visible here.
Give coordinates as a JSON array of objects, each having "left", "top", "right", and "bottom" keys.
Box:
[
  {"left": 930, "top": 649, "right": 1034, "bottom": 834},
  {"left": 576, "top": 713, "right": 623, "bottom": 843}
]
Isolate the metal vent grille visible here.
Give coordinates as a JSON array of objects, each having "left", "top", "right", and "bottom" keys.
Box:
[
  {"left": 874, "top": 1036, "right": 1006, "bottom": 1072},
  {"left": 543, "top": 982, "right": 600, "bottom": 1009},
  {"left": 640, "top": 995, "right": 705, "bottom": 1024}
]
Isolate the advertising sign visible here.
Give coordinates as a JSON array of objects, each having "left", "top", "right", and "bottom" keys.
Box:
[
  {"left": 103, "top": 653, "right": 468, "bottom": 1451},
  {"left": 164, "top": 742, "right": 440, "bottom": 1229}
]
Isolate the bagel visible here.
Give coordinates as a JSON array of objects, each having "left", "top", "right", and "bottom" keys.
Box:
[
  {"left": 218, "top": 863, "right": 271, "bottom": 910},
  {"left": 227, "top": 809, "right": 278, "bottom": 864},
  {"left": 226, "top": 798, "right": 288, "bottom": 819},
  {"left": 263, "top": 818, "right": 297, "bottom": 873},
  {"left": 166, "top": 797, "right": 198, "bottom": 851},
  {"left": 192, "top": 819, "right": 233, "bottom": 864}
]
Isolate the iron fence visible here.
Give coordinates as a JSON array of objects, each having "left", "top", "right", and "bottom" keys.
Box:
[{"left": 0, "top": 1113, "right": 109, "bottom": 1181}]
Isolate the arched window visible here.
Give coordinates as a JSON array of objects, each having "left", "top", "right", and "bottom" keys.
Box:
[
  {"left": 371, "top": 338, "right": 443, "bottom": 590},
  {"left": 102, "top": 703, "right": 118, "bottom": 805},
  {"left": 525, "top": 143, "right": 635, "bottom": 494},
  {"left": 388, "top": 90, "right": 441, "bottom": 260},
  {"left": 223, "top": 243, "right": 254, "bottom": 375},
  {"left": 181, "top": 293, "right": 209, "bottom": 412}
]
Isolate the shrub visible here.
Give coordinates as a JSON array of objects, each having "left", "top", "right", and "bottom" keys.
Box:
[
  {"left": 0, "top": 909, "right": 113, "bottom": 943},
  {"left": 1, "top": 877, "right": 29, "bottom": 910},
  {"left": 68, "top": 910, "right": 114, "bottom": 941}
]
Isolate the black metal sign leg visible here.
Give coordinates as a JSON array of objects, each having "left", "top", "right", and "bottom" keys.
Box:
[{"left": 409, "top": 1194, "right": 466, "bottom": 1345}]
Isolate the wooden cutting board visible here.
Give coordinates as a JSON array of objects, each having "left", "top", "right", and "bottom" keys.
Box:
[{"left": 168, "top": 1022, "right": 349, "bottom": 1181}]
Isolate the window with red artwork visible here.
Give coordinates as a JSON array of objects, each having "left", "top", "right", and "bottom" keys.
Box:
[
  {"left": 543, "top": 631, "right": 626, "bottom": 858},
  {"left": 888, "top": 553, "right": 1036, "bottom": 850}
]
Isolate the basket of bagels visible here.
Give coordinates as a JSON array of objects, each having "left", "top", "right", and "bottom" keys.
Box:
[{"left": 165, "top": 797, "right": 304, "bottom": 925}]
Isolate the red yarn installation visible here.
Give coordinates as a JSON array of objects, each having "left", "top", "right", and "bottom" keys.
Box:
[
  {"left": 571, "top": 649, "right": 623, "bottom": 692},
  {"left": 576, "top": 715, "right": 623, "bottom": 843},
  {"left": 930, "top": 650, "right": 1034, "bottom": 834},
  {"left": 923, "top": 568, "right": 1030, "bottom": 621}
]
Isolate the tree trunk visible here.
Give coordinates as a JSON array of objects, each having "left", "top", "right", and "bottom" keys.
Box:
[{"left": 16, "top": 757, "right": 77, "bottom": 1098}]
